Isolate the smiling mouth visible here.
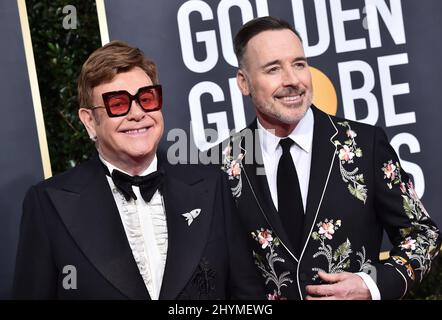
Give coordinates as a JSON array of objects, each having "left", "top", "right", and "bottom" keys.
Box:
[
  {"left": 275, "top": 93, "right": 303, "bottom": 105},
  {"left": 121, "top": 127, "right": 150, "bottom": 135}
]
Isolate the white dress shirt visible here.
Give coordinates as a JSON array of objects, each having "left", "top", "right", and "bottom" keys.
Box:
[
  {"left": 257, "top": 107, "right": 314, "bottom": 212},
  {"left": 100, "top": 155, "right": 168, "bottom": 300},
  {"left": 257, "top": 108, "right": 380, "bottom": 300}
]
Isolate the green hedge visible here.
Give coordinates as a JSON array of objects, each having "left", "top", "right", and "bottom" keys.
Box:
[
  {"left": 26, "top": 0, "right": 441, "bottom": 299},
  {"left": 27, "top": 0, "right": 99, "bottom": 174}
]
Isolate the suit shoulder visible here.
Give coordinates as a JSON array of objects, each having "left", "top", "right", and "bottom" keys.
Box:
[
  {"left": 162, "top": 162, "right": 221, "bottom": 183},
  {"left": 30, "top": 158, "right": 98, "bottom": 191},
  {"left": 327, "top": 113, "right": 383, "bottom": 136}
]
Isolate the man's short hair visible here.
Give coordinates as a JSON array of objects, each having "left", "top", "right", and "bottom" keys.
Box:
[
  {"left": 77, "top": 40, "right": 158, "bottom": 109},
  {"left": 233, "top": 16, "right": 302, "bottom": 67}
]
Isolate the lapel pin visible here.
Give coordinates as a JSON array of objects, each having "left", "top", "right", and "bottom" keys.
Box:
[{"left": 182, "top": 208, "right": 201, "bottom": 226}]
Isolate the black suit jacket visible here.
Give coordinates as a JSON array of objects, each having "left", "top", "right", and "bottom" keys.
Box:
[
  {"left": 218, "top": 106, "right": 441, "bottom": 300},
  {"left": 13, "top": 154, "right": 264, "bottom": 299}
]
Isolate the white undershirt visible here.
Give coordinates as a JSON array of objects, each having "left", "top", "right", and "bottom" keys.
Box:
[
  {"left": 257, "top": 107, "right": 314, "bottom": 212},
  {"left": 256, "top": 108, "right": 380, "bottom": 300},
  {"left": 100, "top": 155, "right": 168, "bottom": 300}
]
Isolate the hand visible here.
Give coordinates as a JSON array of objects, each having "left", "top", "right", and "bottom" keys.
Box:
[{"left": 305, "top": 271, "right": 371, "bottom": 300}]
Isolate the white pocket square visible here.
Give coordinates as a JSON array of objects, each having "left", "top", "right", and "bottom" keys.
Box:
[{"left": 182, "top": 208, "right": 201, "bottom": 226}]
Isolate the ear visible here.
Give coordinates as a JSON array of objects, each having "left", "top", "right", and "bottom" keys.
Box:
[
  {"left": 78, "top": 108, "right": 97, "bottom": 141},
  {"left": 236, "top": 69, "right": 250, "bottom": 96}
]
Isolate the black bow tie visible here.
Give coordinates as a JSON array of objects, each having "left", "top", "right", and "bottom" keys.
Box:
[{"left": 111, "top": 169, "right": 164, "bottom": 203}]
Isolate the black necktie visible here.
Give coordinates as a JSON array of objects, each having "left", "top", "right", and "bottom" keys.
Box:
[
  {"left": 277, "top": 138, "right": 305, "bottom": 258},
  {"left": 111, "top": 169, "right": 164, "bottom": 203}
]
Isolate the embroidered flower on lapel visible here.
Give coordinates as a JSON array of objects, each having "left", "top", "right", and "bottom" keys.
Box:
[
  {"left": 222, "top": 145, "right": 244, "bottom": 178},
  {"left": 221, "top": 142, "right": 245, "bottom": 199},
  {"left": 382, "top": 161, "right": 398, "bottom": 182},
  {"left": 338, "top": 145, "right": 355, "bottom": 162},
  {"left": 257, "top": 229, "right": 273, "bottom": 249},
  {"left": 251, "top": 228, "right": 293, "bottom": 300},
  {"left": 182, "top": 208, "right": 201, "bottom": 226},
  {"left": 334, "top": 121, "right": 367, "bottom": 203},
  {"left": 382, "top": 160, "right": 440, "bottom": 281},
  {"left": 311, "top": 219, "right": 371, "bottom": 281}
]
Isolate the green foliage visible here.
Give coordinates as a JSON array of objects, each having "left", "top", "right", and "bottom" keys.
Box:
[
  {"left": 27, "top": 0, "right": 100, "bottom": 174},
  {"left": 333, "top": 239, "right": 352, "bottom": 262}
]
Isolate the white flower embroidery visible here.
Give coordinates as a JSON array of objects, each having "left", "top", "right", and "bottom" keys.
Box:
[
  {"left": 311, "top": 219, "right": 371, "bottom": 281},
  {"left": 382, "top": 160, "right": 440, "bottom": 281},
  {"left": 382, "top": 162, "right": 397, "bottom": 180},
  {"left": 318, "top": 222, "right": 335, "bottom": 240},
  {"left": 346, "top": 129, "right": 357, "bottom": 139},
  {"left": 221, "top": 142, "right": 245, "bottom": 199},
  {"left": 338, "top": 145, "right": 355, "bottom": 162},
  {"left": 401, "top": 237, "right": 417, "bottom": 251},
  {"left": 252, "top": 228, "right": 293, "bottom": 300},
  {"left": 257, "top": 229, "right": 273, "bottom": 249}
]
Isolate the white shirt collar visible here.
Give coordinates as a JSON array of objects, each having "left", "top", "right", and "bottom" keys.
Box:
[
  {"left": 99, "top": 155, "right": 158, "bottom": 176},
  {"left": 257, "top": 107, "right": 314, "bottom": 154}
]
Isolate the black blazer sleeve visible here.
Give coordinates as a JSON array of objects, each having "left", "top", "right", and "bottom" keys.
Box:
[
  {"left": 220, "top": 172, "right": 265, "bottom": 299},
  {"left": 372, "top": 127, "right": 441, "bottom": 299},
  {"left": 13, "top": 186, "right": 57, "bottom": 299}
]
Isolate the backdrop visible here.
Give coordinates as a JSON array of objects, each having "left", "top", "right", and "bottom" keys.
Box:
[
  {"left": 0, "top": 1, "right": 48, "bottom": 299},
  {"left": 101, "top": 0, "right": 442, "bottom": 230}
]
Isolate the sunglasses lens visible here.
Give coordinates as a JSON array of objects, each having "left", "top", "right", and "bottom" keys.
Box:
[
  {"left": 102, "top": 86, "right": 162, "bottom": 117},
  {"left": 106, "top": 94, "right": 130, "bottom": 116},
  {"left": 138, "top": 87, "right": 160, "bottom": 110}
]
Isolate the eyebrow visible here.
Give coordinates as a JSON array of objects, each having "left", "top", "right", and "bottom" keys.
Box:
[{"left": 261, "top": 57, "right": 307, "bottom": 69}]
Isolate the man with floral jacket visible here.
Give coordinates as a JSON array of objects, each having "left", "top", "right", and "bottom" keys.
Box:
[{"left": 218, "top": 16, "right": 441, "bottom": 300}]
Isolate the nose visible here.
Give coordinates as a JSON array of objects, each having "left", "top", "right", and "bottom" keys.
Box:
[
  {"left": 126, "top": 99, "right": 145, "bottom": 120},
  {"left": 282, "top": 67, "right": 301, "bottom": 87}
]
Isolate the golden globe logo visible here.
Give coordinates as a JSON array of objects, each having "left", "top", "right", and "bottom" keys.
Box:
[{"left": 310, "top": 66, "right": 338, "bottom": 116}]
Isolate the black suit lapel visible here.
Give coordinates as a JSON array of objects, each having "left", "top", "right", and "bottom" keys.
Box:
[
  {"left": 240, "top": 121, "right": 298, "bottom": 259},
  {"left": 300, "top": 106, "right": 338, "bottom": 254},
  {"left": 159, "top": 171, "right": 212, "bottom": 300},
  {"left": 46, "top": 157, "right": 149, "bottom": 300}
]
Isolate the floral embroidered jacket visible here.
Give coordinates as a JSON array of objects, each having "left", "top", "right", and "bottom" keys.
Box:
[{"left": 219, "top": 106, "right": 441, "bottom": 300}]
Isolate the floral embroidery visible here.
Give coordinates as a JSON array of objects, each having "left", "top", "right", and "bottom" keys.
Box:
[
  {"left": 338, "top": 145, "right": 355, "bottom": 162},
  {"left": 311, "top": 219, "right": 371, "bottom": 281},
  {"left": 400, "top": 237, "right": 417, "bottom": 251},
  {"left": 382, "top": 160, "right": 440, "bottom": 281},
  {"left": 334, "top": 121, "right": 367, "bottom": 203},
  {"left": 221, "top": 143, "right": 245, "bottom": 199},
  {"left": 251, "top": 228, "right": 293, "bottom": 300},
  {"left": 318, "top": 220, "right": 338, "bottom": 240},
  {"left": 356, "top": 246, "right": 372, "bottom": 273},
  {"left": 257, "top": 229, "right": 273, "bottom": 249},
  {"left": 392, "top": 255, "right": 415, "bottom": 281},
  {"left": 382, "top": 161, "right": 398, "bottom": 182},
  {"left": 267, "top": 292, "right": 287, "bottom": 300}
]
